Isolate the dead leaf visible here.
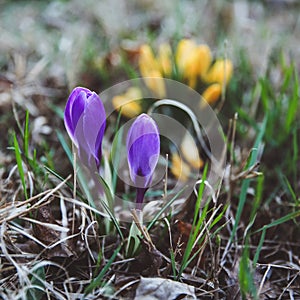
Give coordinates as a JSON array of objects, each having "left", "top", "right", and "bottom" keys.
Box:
[
  {"left": 134, "top": 277, "right": 197, "bottom": 300},
  {"left": 32, "top": 204, "right": 75, "bottom": 258}
]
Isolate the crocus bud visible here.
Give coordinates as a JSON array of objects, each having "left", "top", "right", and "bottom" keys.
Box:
[
  {"left": 126, "top": 114, "right": 160, "bottom": 209},
  {"left": 64, "top": 87, "right": 106, "bottom": 170}
]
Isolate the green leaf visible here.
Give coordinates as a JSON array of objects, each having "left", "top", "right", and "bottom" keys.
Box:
[{"left": 27, "top": 266, "right": 45, "bottom": 300}]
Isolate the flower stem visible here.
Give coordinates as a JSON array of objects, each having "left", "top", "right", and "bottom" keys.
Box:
[{"left": 136, "top": 187, "right": 147, "bottom": 211}]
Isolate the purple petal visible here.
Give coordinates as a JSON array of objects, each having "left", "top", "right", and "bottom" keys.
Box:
[
  {"left": 127, "top": 114, "right": 160, "bottom": 189},
  {"left": 64, "top": 87, "right": 91, "bottom": 145},
  {"left": 65, "top": 87, "right": 106, "bottom": 171},
  {"left": 82, "top": 92, "right": 106, "bottom": 169}
]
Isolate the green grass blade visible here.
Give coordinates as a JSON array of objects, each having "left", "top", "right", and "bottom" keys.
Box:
[
  {"left": 24, "top": 110, "right": 30, "bottom": 159},
  {"left": 230, "top": 115, "right": 267, "bottom": 242},
  {"left": 110, "top": 124, "right": 123, "bottom": 193},
  {"left": 84, "top": 243, "right": 122, "bottom": 295},
  {"left": 291, "top": 127, "right": 298, "bottom": 187},
  {"left": 192, "top": 164, "right": 208, "bottom": 229},
  {"left": 44, "top": 165, "right": 84, "bottom": 200},
  {"left": 280, "top": 63, "right": 293, "bottom": 94},
  {"left": 253, "top": 228, "right": 266, "bottom": 266},
  {"left": 56, "top": 130, "right": 73, "bottom": 163},
  {"left": 285, "top": 66, "right": 299, "bottom": 132},
  {"left": 146, "top": 187, "right": 186, "bottom": 231},
  {"left": 239, "top": 245, "right": 257, "bottom": 299},
  {"left": 170, "top": 249, "right": 177, "bottom": 279},
  {"left": 258, "top": 210, "right": 300, "bottom": 231},
  {"left": 253, "top": 209, "right": 300, "bottom": 265},
  {"left": 13, "top": 133, "right": 28, "bottom": 199},
  {"left": 250, "top": 174, "right": 264, "bottom": 223},
  {"left": 177, "top": 167, "right": 208, "bottom": 279},
  {"left": 280, "top": 174, "right": 297, "bottom": 204},
  {"left": 96, "top": 174, "right": 124, "bottom": 240}
]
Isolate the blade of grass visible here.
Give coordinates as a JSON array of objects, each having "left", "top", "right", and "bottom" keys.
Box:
[
  {"left": 56, "top": 130, "right": 73, "bottom": 162},
  {"left": 280, "top": 63, "right": 293, "bottom": 94},
  {"left": 96, "top": 174, "right": 124, "bottom": 240},
  {"left": 24, "top": 110, "right": 30, "bottom": 159},
  {"left": 253, "top": 209, "right": 300, "bottom": 265},
  {"left": 146, "top": 186, "right": 186, "bottom": 231},
  {"left": 253, "top": 228, "right": 266, "bottom": 266},
  {"left": 239, "top": 244, "right": 257, "bottom": 299},
  {"left": 285, "top": 65, "right": 299, "bottom": 132},
  {"left": 110, "top": 121, "right": 123, "bottom": 193},
  {"left": 44, "top": 165, "right": 84, "bottom": 200},
  {"left": 84, "top": 243, "right": 122, "bottom": 295},
  {"left": 176, "top": 165, "right": 208, "bottom": 279},
  {"left": 14, "top": 133, "right": 28, "bottom": 199},
  {"left": 169, "top": 249, "right": 177, "bottom": 280},
  {"left": 291, "top": 127, "right": 298, "bottom": 188},
  {"left": 56, "top": 129, "right": 96, "bottom": 205},
  {"left": 279, "top": 173, "right": 297, "bottom": 205},
  {"left": 230, "top": 115, "right": 267, "bottom": 242},
  {"left": 250, "top": 174, "right": 264, "bottom": 223}
]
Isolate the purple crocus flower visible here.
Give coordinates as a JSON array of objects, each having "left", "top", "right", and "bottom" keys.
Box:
[
  {"left": 126, "top": 114, "right": 160, "bottom": 210},
  {"left": 64, "top": 87, "right": 106, "bottom": 171}
]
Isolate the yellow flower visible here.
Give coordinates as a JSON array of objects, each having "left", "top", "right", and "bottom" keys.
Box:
[
  {"left": 197, "top": 45, "right": 212, "bottom": 79},
  {"left": 158, "top": 43, "right": 172, "bottom": 77},
  {"left": 143, "top": 69, "right": 166, "bottom": 98},
  {"left": 201, "top": 83, "right": 222, "bottom": 106},
  {"left": 176, "top": 39, "right": 196, "bottom": 71},
  {"left": 137, "top": 40, "right": 232, "bottom": 102},
  {"left": 138, "top": 44, "right": 166, "bottom": 98},
  {"left": 171, "top": 153, "right": 191, "bottom": 182},
  {"left": 139, "top": 44, "right": 161, "bottom": 78},
  {"left": 176, "top": 39, "right": 212, "bottom": 88},
  {"left": 112, "top": 87, "right": 143, "bottom": 118},
  {"left": 204, "top": 59, "right": 233, "bottom": 85},
  {"left": 180, "top": 133, "right": 204, "bottom": 169}
]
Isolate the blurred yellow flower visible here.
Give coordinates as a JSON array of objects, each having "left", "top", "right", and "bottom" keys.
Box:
[
  {"left": 158, "top": 43, "right": 172, "bottom": 77},
  {"left": 112, "top": 87, "right": 143, "bottom": 118},
  {"left": 143, "top": 69, "right": 166, "bottom": 98},
  {"left": 180, "top": 133, "right": 204, "bottom": 169},
  {"left": 139, "top": 44, "right": 166, "bottom": 98},
  {"left": 201, "top": 83, "right": 222, "bottom": 106},
  {"left": 197, "top": 45, "right": 212, "bottom": 79},
  {"left": 139, "top": 44, "right": 161, "bottom": 78},
  {"left": 171, "top": 153, "right": 191, "bottom": 182},
  {"left": 137, "top": 40, "right": 233, "bottom": 104},
  {"left": 176, "top": 39, "right": 212, "bottom": 88},
  {"left": 204, "top": 59, "right": 233, "bottom": 85}
]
